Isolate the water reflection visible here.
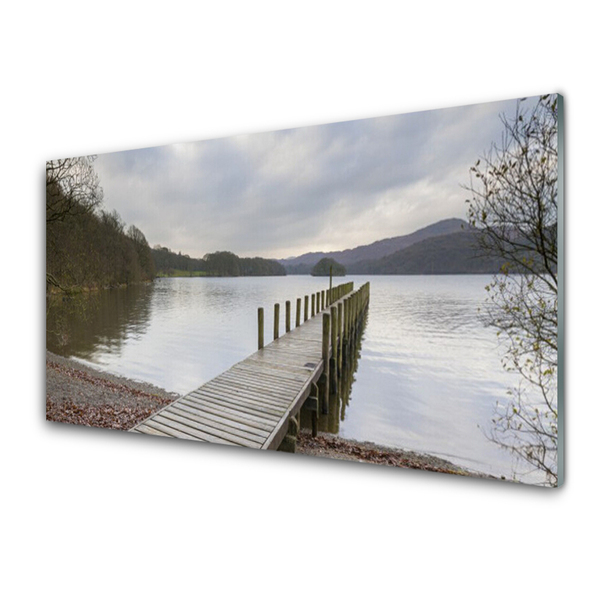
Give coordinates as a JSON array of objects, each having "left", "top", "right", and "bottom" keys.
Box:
[{"left": 46, "top": 283, "right": 155, "bottom": 360}]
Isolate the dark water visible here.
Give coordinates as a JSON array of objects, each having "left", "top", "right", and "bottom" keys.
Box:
[{"left": 47, "top": 275, "right": 535, "bottom": 481}]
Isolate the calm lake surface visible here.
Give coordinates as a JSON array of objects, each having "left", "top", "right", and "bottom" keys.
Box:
[{"left": 47, "top": 275, "right": 531, "bottom": 480}]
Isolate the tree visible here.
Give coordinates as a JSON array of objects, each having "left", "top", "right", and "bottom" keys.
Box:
[
  {"left": 465, "top": 94, "right": 559, "bottom": 485},
  {"left": 46, "top": 156, "right": 103, "bottom": 224},
  {"left": 311, "top": 258, "right": 346, "bottom": 277},
  {"left": 128, "top": 225, "right": 156, "bottom": 280},
  {"left": 204, "top": 251, "right": 241, "bottom": 276},
  {"left": 46, "top": 156, "right": 104, "bottom": 290}
]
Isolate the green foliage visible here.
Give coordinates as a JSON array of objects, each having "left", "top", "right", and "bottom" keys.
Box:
[
  {"left": 465, "top": 94, "right": 559, "bottom": 486},
  {"left": 311, "top": 258, "right": 346, "bottom": 277},
  {"left": 152, "top": 246, "right": 207, "bottom": 275},
  {"left": 203, "top": 251, "right": 286, "bottom": 277}
]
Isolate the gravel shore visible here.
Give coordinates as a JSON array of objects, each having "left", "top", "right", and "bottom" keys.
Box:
[
  {"left": 46, "top": 351, "right": 178, "bottom": 430},
  {"left": 46, "top": 351, "right": 493, "bottom": 479}
]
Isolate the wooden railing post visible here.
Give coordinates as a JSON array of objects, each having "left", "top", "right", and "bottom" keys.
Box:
[
  {"left": 285, "top": 300, "right": 291, "bottom": 333},
  {"left": 330, "top": 305, "right": 338, "bottom": 394},
  {"left": 296, "top": 298, "right": 301, "bottom": 328},
  {"left": 274, "top": 303, "right": 280, "bottom": 340},
  {"left": 258, "top": 307, "right": 264, "bottom": 350},
  {"left": 304, "top": 295, "right": 309, "bottom": 322},
  {"left": 337, "top": 300, "right": 343, "bottom": 375},
  {"left": 309, "top": 382, "right": 319, "bottom": 437},
  {"left": 319, "top": 312, "right": 330, "bottom": 414}
]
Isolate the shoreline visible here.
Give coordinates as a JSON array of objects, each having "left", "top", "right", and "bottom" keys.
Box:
[{"left": 46, "top": 351, "right": 495, "bottom": 479}]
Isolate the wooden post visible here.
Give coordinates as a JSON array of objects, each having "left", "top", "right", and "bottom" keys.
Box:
[
  {"left": 329, "top": 265, "right": 333, "bottom": 303},
  {"left": 309, "top": 382, "right": 319, "bottom": 437},
  {"left": 285, "top": 300, "right": 291, "bottom": 333},
  {"left": 337, "top": 301, "right": 343, "bottom": 375},
  {"left": 304, "top": 295, "right": 309, "bottom": 322},
  {"left": 326, "top": 289, "right": 330, "bottom": 307},
  {"left": 330, "top": 305, "right": 338, "bottom": 394},
  {"left": 350, "top": 293, "right": 355, "bottom": 338},
  {"left": 278, "top": 416, "right": 299, "bottom": 453},
  {"left": 331, "top": 305, "right": 338, "bottom": 365},
  {"left": 321, "top": 290, "right": 325, "bottom": 309},
  {"left": 320, "top": 312, "right": 330, "bottom": 414},
  {"left": 343, "top": 297, "right": 349, "bottom": 363},
  {"left": 258, "top": 307, "right": 264, "bottom": 350},
  {"left": 316, "top": 291, "right": 320, "bottom": 314},
  {"left": 311, "top": 294, "right": 315, "bottom": 317},
  {"left": 274, "top": 303, "right": 280, "bottom": 340},
  {"left": 344, "top": 296, "right": 351, "bottom": 349},
  {"left": 296, "top": 298, "right": 301, "bottom": 328}
]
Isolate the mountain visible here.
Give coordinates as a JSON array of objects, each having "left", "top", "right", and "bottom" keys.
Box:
[
  {"left": 279, "top": 218, "right": 467, "bottom": 270},
  {"left": 347, "top": 230, "right": 507, "bottom": 275}
]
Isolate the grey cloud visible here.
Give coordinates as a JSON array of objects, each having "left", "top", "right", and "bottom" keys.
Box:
[{"left": 93, "top": 96, "right": 524, "bottom": 259}]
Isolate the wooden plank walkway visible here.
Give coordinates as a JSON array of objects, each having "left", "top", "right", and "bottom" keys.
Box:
[
  {"left": 130, "top": 281, "right": 370, "bottom": 451},
  {"left": 130, "top": 310, "right": 329, "bottom": 450}
]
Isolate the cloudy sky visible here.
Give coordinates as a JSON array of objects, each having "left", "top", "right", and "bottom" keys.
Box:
[{"left": 93, "top": 97, "right": 523, "bottom": 260}]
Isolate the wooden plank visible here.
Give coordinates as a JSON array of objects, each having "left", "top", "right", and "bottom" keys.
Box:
[
  {"left": 202, "top": 377, "right": 290, "bottom": 403},
  {"left": 182, "top": 394, "right": 279, "bottom": 427},
  {"left": 229, "top": 363, "right": 308, "bottom": 384},
  {"left": 238, "top": 358, "right": 315, "bottom": 375},
  {"left": 151, "top": 414, "right": 242, "bottom": 446},
  {"left": 177, "top": 398, "right": 272, "bottom": 433},
  {"left": 251, "top": 353, "right": 319, "bottom": 367},
  {"left": 189, "top": 390, "right": 283, "bottom": 420},
  {"left": 163, "top": 407, "right": 264, "bottom": 447},
  {"left": 209, "top": 373, "right": 298, "bottom": 399},
  {"left": 241, "top": 358, "right": 324, "bottom": 385},
  {"left": 143, "top": 417, "right": 208, "bottom": 442},
  {"left": 212, "top": 378, "right": 302, "bottom": 403},
  {"left": 188, "top": 389, "right": 283, "bottom": 420},
  {"left": 203, "top": 379, "right": 291, "bottom": 408},
  {"left": 258, "top": 342, "right": 321, "bottom": 356},
  {"left": 216, "top": 371, "right": 304, "bottom": 396},
  {"left": 214, "top": 370, "right": 302, "bottom": 395},
  {"left": 168, "top": 405, "right": 266, "bottom": 445},
  {"left": 227, "top": 366, "right": 308, "bottom": 388},
  {"left": 135, "top": 423, "right": 173, "bottom": 437},
  {"left": 254, "top": 333, "right": 319, "bottom": 347},
  {"left": 262, "top": 329, "right": 322, "bottom": 344},
  {"left": 174, "top": 400, "right": 272, "bottom": 436}
]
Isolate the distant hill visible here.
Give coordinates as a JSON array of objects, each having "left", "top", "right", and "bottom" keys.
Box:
[
  {"left": 347, "top": 230, "right": 507, "bottom": 275},
  {"left": 279, "top": 218, "right": 467, "bottom": 272}
]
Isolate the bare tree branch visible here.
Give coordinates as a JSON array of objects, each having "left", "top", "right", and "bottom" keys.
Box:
[{"left": 464, "top": 94, "right": 559, "bottom": 486}]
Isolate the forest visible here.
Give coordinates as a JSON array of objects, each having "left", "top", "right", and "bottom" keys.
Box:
[
  {"left": 46, "top": 158, "right": 154, "bottom": 291},
  {"left": 152, "top": 246, "right": 207, "bottom": 275},
  {"left": 152, "top": 248, "right": 286, "bottom": 277},
  {"left": 204, "top": 251, "right": 286, "bottom": 277}
]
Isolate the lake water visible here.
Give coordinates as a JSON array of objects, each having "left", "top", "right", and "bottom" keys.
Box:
[{"left": 47, "top": 275, "right": 533, "bottom": 481}]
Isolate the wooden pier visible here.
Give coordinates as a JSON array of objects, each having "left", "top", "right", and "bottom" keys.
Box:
[{"left": 130, "top": 281, "right": 370, "bottom": 452}]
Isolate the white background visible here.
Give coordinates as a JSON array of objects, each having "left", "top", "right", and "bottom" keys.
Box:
[{"left": 2, "top": 2, "right": 596, "bottom": 598}]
